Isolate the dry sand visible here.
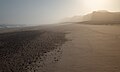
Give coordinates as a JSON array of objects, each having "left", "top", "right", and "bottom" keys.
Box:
[{"left": 1, "top": 24, "right": 120, "bottom": 72}]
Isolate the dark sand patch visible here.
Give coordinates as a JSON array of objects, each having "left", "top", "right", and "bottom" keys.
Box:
[{"left": 0, "top": 30, "right": 68, "bottom": 72}]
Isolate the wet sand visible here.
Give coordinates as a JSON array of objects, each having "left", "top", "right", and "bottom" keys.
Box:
[
  {"left": 1, "top": 24, "right": 120, "bottom": 72},
  {"left": 0, "top": 27, "right": 67, "bottom": 72}
]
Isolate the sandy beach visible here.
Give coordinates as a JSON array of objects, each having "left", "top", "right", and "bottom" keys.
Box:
[{"left": 1, "top": 24, "right": 120, "bottom": 72}]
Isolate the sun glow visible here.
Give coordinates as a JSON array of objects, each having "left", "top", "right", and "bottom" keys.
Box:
[{"left": 82, "top": 0, "right": 111, "bottom": 11}]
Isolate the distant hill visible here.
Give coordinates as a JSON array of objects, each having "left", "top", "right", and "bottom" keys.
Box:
[
  {"left": 62, "top": 10, "right": 120, "bottom": 24},
  {"left": 84, "top": 10, "right": 120, "bottom": 21}
]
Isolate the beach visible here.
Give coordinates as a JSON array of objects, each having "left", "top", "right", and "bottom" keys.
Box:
[{"left": 1, "top": 24, "right": 120, "bottom": 72}]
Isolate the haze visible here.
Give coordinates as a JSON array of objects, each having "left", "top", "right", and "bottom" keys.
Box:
[{"left": 0, "top": 0, "right": 120, "bottom": 25}]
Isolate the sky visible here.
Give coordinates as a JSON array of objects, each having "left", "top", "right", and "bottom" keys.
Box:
[{"left": 0, "top": 0, "right": 120, "bottom": 25}]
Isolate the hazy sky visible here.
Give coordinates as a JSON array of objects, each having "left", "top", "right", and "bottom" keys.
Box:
[{"left": 0, "top": 0, "right": 120, "bottom": 25}]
